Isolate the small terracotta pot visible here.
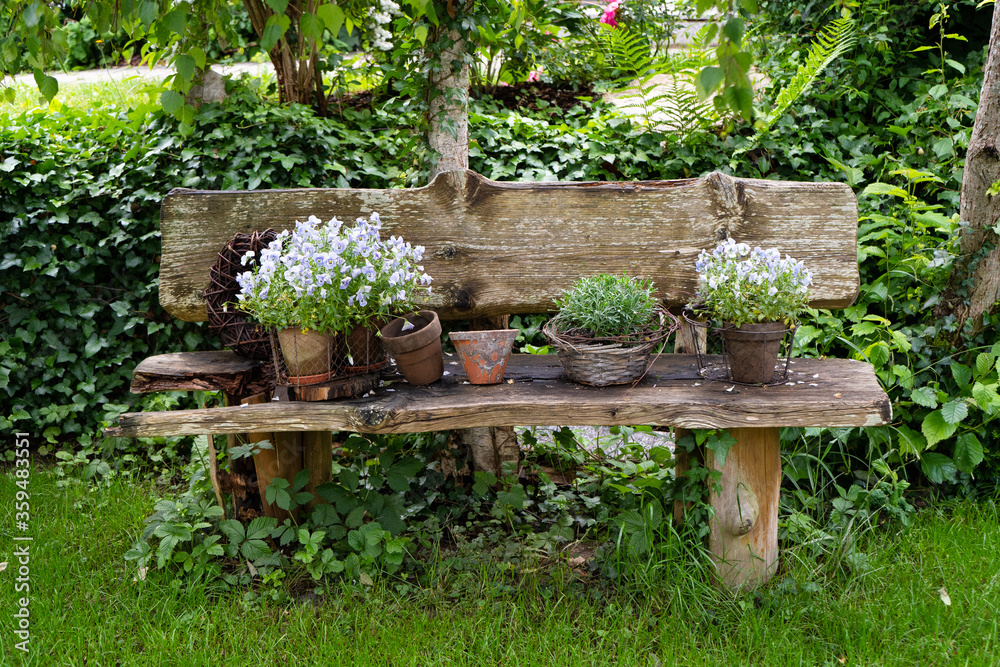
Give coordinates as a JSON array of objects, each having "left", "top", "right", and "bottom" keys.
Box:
[
  {"left": 276, "top": 327, "right": 334, "bottom": 381},
  {"left": 345, "top": 320, "right": 388, "bottom": 371},
  {"left": 380, "top": 311, "right": 444, "bottom": 385},
  {"left": 720, "top": 322, "right": 787, "bottom": 384},
  {"left": 449, "top": 329, "right": 518, "bottom": 384}
]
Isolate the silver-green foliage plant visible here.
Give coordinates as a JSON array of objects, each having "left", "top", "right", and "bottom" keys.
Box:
[
  {"left": 555, "top": 274, "right": 659, "bottom": 339},
  {"left": 693, "top": 239, "right": 812, "bottom": 326}
]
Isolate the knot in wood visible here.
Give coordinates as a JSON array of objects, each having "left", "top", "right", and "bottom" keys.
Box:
[
  {"left": 357, "top": 405, "right": 389, "bottom": 428},
  {"left": 706, "top": 172, "right": 755, "bottom": 242}
]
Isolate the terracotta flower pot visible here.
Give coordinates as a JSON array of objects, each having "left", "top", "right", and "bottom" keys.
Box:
[
  {"left": 720, "top": 322, "right": 788, "bottom": 384},
  {"left": 380, "top": 311, "right": 444, "bottom": 385},
  {"left": 449, "top": 329, "right": 518, "bottom": 384},
  {"left": 276, "top": 327, "right": 335, "bottom": 383},
  {"left": 345, "top": 320, "right": 388, "bottom": 371}
]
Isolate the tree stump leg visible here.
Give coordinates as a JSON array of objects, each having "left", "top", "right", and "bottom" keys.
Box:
[
  {"left": 303, "top": 430, "right": 333, "bottom": 508},
  {"left": 705, "top": 427, "right": 781, "bottom": 590},
  {"left": 463, "top": 314, "right": 521, "bottom": 476}
]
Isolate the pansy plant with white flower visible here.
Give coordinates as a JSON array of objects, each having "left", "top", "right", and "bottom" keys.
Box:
[
  {"left": 692, "top": 239, "right": 813, "bottom": 326},
  {"left": 236, "top": 213, "right": 432, "bottom": 333}
]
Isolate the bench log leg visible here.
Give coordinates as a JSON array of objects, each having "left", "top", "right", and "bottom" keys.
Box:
[
  {"left": 705, "top": 427, "right": 781, "bottom": 589},
  {"left": 464, "top": 315, "right": 521, "bottom": 476}
]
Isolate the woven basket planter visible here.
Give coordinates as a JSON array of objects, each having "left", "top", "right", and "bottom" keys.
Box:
[
  {"left": 543, "top": 309, "right": 678, "bottom": 386},
  {"left": 204, "top": 229, "right": 278, "bottom": 360}
]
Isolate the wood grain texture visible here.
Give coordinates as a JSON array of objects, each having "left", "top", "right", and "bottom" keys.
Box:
[
  {"left": 107, "top": 354, "right": 891, "bottom": 438},
  {"left": 130, "top": 351, "right": 265, "bottom": 395},
  {"left": 707, "top": 427, "right": 781, "bottom": 589},
  {"left": 159, "top": 170, "right": 859, "bottom": 322}
]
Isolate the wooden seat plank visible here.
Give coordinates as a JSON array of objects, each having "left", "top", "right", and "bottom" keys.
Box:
[{"left": 108, "top": 355, "right": 891, "bottom": 438}]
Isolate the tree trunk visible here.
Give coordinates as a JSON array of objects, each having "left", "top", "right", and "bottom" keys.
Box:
[
  {"left": 953, "top": 4, "right": 1000, "bottom": 328},
  {"left": 427, "top": 26, "right": 470, "bottom": 172},
  {"left": 242, "top": 0, "right": 326, "bottom": 112}
]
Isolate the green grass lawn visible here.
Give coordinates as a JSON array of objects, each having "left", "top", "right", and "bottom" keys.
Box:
[{"left": 3, "top": 468, "right": 999, "bottom": 666}]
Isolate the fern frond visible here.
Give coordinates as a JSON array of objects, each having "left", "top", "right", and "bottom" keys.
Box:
[{"left": 752, "top": 17, "right": 857, "bottom": 139}]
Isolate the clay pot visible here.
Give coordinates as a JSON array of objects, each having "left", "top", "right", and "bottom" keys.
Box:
[
  {"left": 276, "top": 327, "right": 335, "bottom": 384},
  {"left": 449, "top": 329, "right": 518, "bottom": 384},
  {"left": 720, "top": 322, "right": 788, "bottom": 384},
  {"left": 345, "top": 320, "right": 388, "bottom": 371},
  {"left": 380, "top": 311, "right": 444, "bottom": 385}
]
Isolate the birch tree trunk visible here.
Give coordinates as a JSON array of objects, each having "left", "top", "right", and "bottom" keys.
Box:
[
  {"left": 953, "top": 4, "right": 1000, "bottom": 327},
  {"left": 425, "top": 10, "right": 519, "bottom": 474},
  {"left": 427, "top": 26, "right": 470, "bottom": 172}
]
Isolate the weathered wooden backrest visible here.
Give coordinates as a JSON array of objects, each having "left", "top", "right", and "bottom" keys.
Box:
[{"left": 159, "top": 169, "right": 859, "bottom": 322}]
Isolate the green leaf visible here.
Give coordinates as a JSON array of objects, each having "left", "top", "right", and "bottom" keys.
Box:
[
  {"left": 910, "top": 386, "right": 938, "bottom": 408},
  {"left": 385, "top": 456, "right": 423, "bottom": 493},
  {"left": 861, "top": 182, "right": 909, "bottom": 198},
  {"left": 920, "top": 452, "right": 957, "bottom": 484},
  {"left": 261, "top": 14, "right": 291, "bottom": 51},
  {"left": 218, "top": 519, "right": 246, "bottom": 544},
  {"left": 722, "top": 17, "right": 745, "bottom": 46},
  {"left": 300, "top": 12, "right": 324, "bottom": 41},
  {"left": 972, "top": 382, "right": 999, "bottom": 411},
  {"left": 161, "top": 90, "right": 183, "bottom": 114},
  {"left": 975, "top": 352, "right": 995, "bottom": 377},
  {"left": 413, "top": 24, "right": 429, "bottom": 45},
  {"left": 695, "top": 66, "right": 723, "bottom": 99},
  {"left": 138, "top": 1, "right": 158, "bottom": 27},
  {"left": 739, "top": 0, "right": 758, "bottom": 12},
  {"left": 266, "top": 0, "right": 289, "bottom": 12},
  {"left": 954, "top": 433, "right": 984, "bottom": 474},
  {"left": 705, "top": 431, "right": 736, "bottom": 469},
  {"left": 175, "top": 54, "right": 196, "bottom": 84},
  {"left": 345, "top": 505, "right": 365, "bottom": 529},
  {"left": 895, "top": 424, "right": 926, "bottom": 456},
  {"left": 951, "top": 363, "right": 972, "bottom": 388},
  {"left": 940, "top": 400, "right": 968, "bottom": 425},
  {"left": 944, "top": 58, "right": 966, "bottom": 74},
  {"left": 161, "top": 8, "right": 187, "bottom": 36},
  {"left": 317, "top": 3, "right": 346, "bottom": 35},
  {"left": 921, "top": 410, "right": 957, "bottom": 448},
  {"left": 33, "top": 69, "right": 58, "bottom": 102}
]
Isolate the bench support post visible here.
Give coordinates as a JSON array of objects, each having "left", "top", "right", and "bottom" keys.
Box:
[{"left": 705, "top": 427, "right": 781, "bottom": 589}]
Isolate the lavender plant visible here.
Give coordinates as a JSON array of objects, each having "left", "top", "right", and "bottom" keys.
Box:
[
  {"left": 693, "top": 239, "right": 813, "bottom": 326},
  {"left": 235, "top": 213, "right": 432, "bottom": 333}
]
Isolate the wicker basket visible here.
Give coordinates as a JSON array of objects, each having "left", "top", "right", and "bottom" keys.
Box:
[
  {"left": 204, "top": 229, "right": 278, "bottom": 360},
  {"left": 543, "top": 308, "right": 678, "bottom": 386}
]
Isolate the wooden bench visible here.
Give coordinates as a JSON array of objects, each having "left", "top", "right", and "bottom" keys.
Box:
[{"left": 106, "top": 169, "right": 891, "bottom": 589}]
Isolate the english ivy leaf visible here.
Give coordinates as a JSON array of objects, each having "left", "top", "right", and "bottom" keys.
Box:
[
  {"left": 940, "top": 400, "right": 968, "bottom": 425},
  {"left": 921, "top": 452, "right": 957, "bottom": 484},
  {"left": 921, "top": 409, "right": 956, "bottom": 447},
  {"left": 910, "top": 386, "right": 938, "bottom": 409},
  {"left": 954, "top": 433, "right": 984, "bottom": 474}
]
